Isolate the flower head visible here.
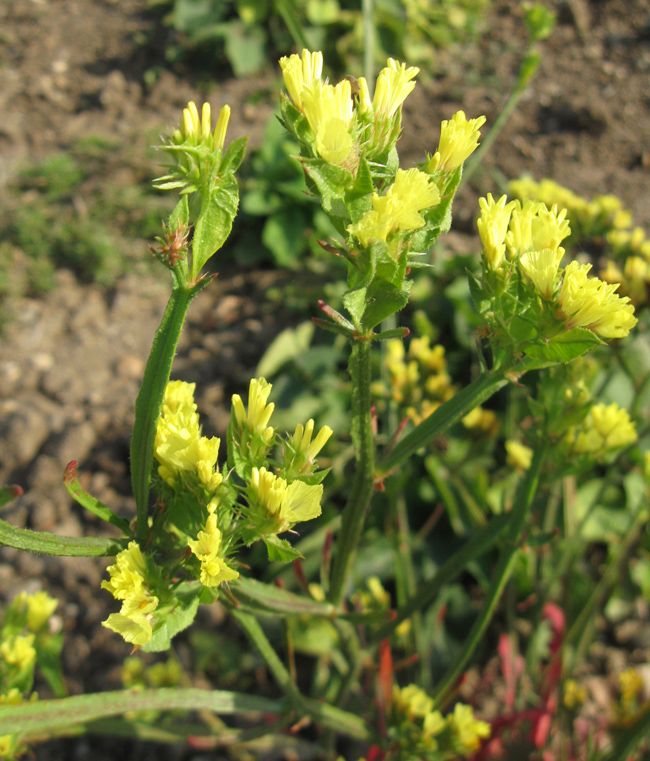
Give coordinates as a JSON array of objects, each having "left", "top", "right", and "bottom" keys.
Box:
[
  {"left": 0, "top": 635, "right": 36, "bottom": 672},
  {"left": 25, "top": 591, "right": 58, "bottom": 633},
  {"left": 505, "top": 440, "right": 533, "bottom": 471},
  {"left": 372, "top": 59, "right": 419, "bottom": 119},
  {"left": 249, "top": 467, "right": 323, "bottom": 532},
  {"left": 301, "top": 79, "right": 354, "bottom": 165},
  {"left": 566, "top": 402, "right": 637, "bottom": 456},
  {"left": 559, "top": 261, "right": 637, "bottom": 339},
  {"left": 519, "top": 248, "right": 561, "bottom": 299},
  {"left": 477, "top": 194, "right": 517, "bottom": 269},
  {"left": 427, "top": 111, "right": 486, "bottom": 173},
  {"left": 232, "top": 377, "right": 275, "bottom": 444},
  {"left": 188, "top": 514, "right": 239, "bottom": 588},
  {"left": 449, "top": 703, "right": 491, "bottom": 753},
  {"left": 279, "top": 49, "right": 323, "bottom": 109}
]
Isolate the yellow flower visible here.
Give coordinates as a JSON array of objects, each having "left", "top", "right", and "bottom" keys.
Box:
[
  {"left": 392, "top": 683, "right": 434, "bottom": 718},
  {"left": 505, "top": 440, "right": 533, "bottom": 471},
  {"left": 232, "top": 377, "right": 275, "bottom": 445},
  {"left": 372, "top": 58, "right": 419, "bottom": 119},
  {"left": 347, "top": 168, "right": 439, "bottom": 247},
  {"left": 530, "top": 203, "right": 571, "bottom": 257},
  {"left": 249, "top": 467, "right": 323, "bottom": 530},
  {"left": 505, "top": 199, "right": 541, "bottom": 257},
  {"left": 0, "top": 635, "right": 36, "bottom": 672},
  {"left": 188, "top": 514, "right": 239, "bottom": 588},
  {"left": 567, "top": 402, "right": 637, "bottom": 455},
  {"left": 449, "top": 703, "right": 491, "bottom": 753},
  {"left": 103, "top": 611, "right": 154, "bottom": 648},
  {"left": 559, "top": 261, "right": 637, "bottom": 339},
  {"left": 279, "top": 49, "right": 323, "bottom": 110},
  {"left": 427, "top": 111, "right": 486, "bottom": 173},
  {"left": 519, "top": 248, "right": 561, "bottom": 299},
  {"left": 563, "top": 679, "right": 588, "bottom": 710},
  {"left": 301, "top": 79, "right": 354, "bottom": 165},
  {"left": 477, "top": 194, "right": 517, "bottom": 269},
  {"left": 25, "top": 591, "right": 58, "bottom": 632},
  {"left": 620, "top": 668, "right": 644, "bottom": 712},
  {"left": 175, "top": 101, "right": 231, "bottom": 153},
  {"left": 423, "top": 710, "right": 448, "bottom": 738}
]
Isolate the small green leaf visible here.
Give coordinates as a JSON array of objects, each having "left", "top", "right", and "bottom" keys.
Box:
[
  {"left": 191, "top": 175, "right": 239, "bottom": 279},
  {"left": 302, "top": 158, "right": 353, "bottom": 217},
  {"left": 0, "top": 517, "right": 125, "bottom": 557},
  {"left": 63, "top": 462, "right": 130, "bottom": 534},
  {"left": 361, "top": 279, "right": 411, "bottom": 330},
  {"left": 342, "top": 286, "right": 368, "bottom": 329},
  {"left": 256, "top": 321, "right": 315, "bottom": 378},
  {"left": 143, "top": 594, "right": 200, "bottom": 653},
  {"left": 523, "top": 328, "right": 602, "bottom": 364},
  {"left": 263, "top": 535, "right": 303, "bottom": 563},
  {"left": 220, "top": 136, "right": 248, "bottom": 176},
  {"left": 234, "top": 577, "right": 336, "bottom": 616},
  {"left": 169, "top": 195, "right": 189, "bottom": 231}
]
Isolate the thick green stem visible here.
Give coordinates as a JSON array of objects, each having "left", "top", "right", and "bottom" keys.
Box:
[
  {"left": 379, "top": 370, "right": 509, "bottom": 477},
  {"left": 131, "top": 273, "right": 196, "bottom": 541},
  {"left": 329, "top": 338, "right": 375, "bottom": 606},
  {"left": 432, "top": 441, "right": 548, "bottom": 706}
]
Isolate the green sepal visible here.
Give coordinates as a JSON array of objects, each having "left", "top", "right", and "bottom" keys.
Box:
[
  {"left": 263, "top": 534, "right": 303, "bottom": 563},
  {"left": 523, "top": 328, "right": 603, "bottom": 365},
  {"left": 279, "top": 97, "right": 314, "bottom": 150},
  {"left": 142, "top": 586, "right": 201, "bottom": 653},
  {"left": 63, "top": 462, "right": 130, "bottom": 534},
  {"left": 311, "top": 317, "right": 356, "bottom": 339},
  {"left": 190, "top": 174, "right": 239, "bottom": 280},
  {"left": 219, "top": 135, "right": 248, "bottom": 176}
]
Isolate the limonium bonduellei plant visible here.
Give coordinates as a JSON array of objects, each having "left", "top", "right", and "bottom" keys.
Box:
[{"left": 0, "top": 47, "right": 644, "bottom": 761}]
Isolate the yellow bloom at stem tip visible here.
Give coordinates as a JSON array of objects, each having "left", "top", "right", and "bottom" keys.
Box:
[
  {"left": 279, "top": 49, "right": 323, "bottom": 110},
  {"left": 559, "top": 261, "right": 637, "bottom": 339},
  {"left": 301, "top": 79, "right": 354, "bottom": 165},
  {"left": 519, "top": 248, "right": 561, "bottom": 300},
  {"left": 232, "top": 377, "right": 275, "bottom": 445},
  {"left": 188, "top": 513, "right": 239, "bottom": 588},
  {"left": 372, "top": 58, "right": 420, "bottom": 119},
  {"left": 176, "top": 101, "right": 231, "bottom": 153},
  {"left": 348, "top": 168, "right": 440, "bottom": 247},
  {"left": 477, "top": 194, "right": 517, "bottom": 269},
  {"left": 449, "top": 703, "right": 491, "bottom": 753},
  {"left": 0, "top": 634, "right": 36, "bottom": 671},
  {"left": 249, "top": 467, "right": 323, "bottom": 532},
  {"left": 566, "top": 402, "right": 637, "bottom": 455},
  {"left": 427, "top": 111, "right": 486, "bottom": 173}
]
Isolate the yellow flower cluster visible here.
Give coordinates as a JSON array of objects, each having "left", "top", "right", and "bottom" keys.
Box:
[
  {"left": 248, "top": 467, "right": 323, "bottom": 533},
  {"left": 391, "top": 684, "right": 491, "bottom": 755},
  {"left": 101, "top": 542, "right": 159, "bottom": 647},
  {"left": 614, "top": 668, "right": 649, "bottom": 727},
  {"left": 505, "top": 440, "right": 533, "bottom": 471},
  {"left": 0, "top": 635, "right": 36, "bottom": 673},
  {"left": 155, "top": 380, "right": 223, "bottom": 494},
  {"left": 563, "top": 678, "right": 588, "bottom": 710},
  {"left": 382, "top": 336, "right": 456, "bottom": 425},
  {"left": 7, "top": 590, "right": 58, "bottom": 634},
  {"left": 172, "top": 100, "right": 231, "bottom": 154},
  {"left": 559, "top": 261, "right": 637, "bottom": 339},
  {"left": 188, "top": 506, "right": 239, "bottom": 589},
  {"left": 564, "top": 402, "right": 637, "bottom": 457},
  {"left": 231, "top": 377, "right": 275, "bottom": 448},
  {"left": 427, "top": 111, "right": 486, "bottom": 174},
  {"left": 285, "top": 418, "right": 333, "bottom": 476},
  {"left": 348, "top": 168, "right": 440, "bottom": 248}
]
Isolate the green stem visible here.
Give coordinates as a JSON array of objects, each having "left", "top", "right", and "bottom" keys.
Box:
[
  {"left": 131, "top": 272, "right": 198, "bottom": 541},
  {"left": 379, "top": 369, "right": 509, "bottom": 477},
  {"left": 432, "top": 441, "right": 548, "bottom": 706},
  {"left": 231, "top": 608, "right": 372, "bottom": 740},
  {"left": 329, "top": 338, "right": 375, "bottom": 605},
  {"left": 372, "top": 512, "right": 510, "bottom": 642}
]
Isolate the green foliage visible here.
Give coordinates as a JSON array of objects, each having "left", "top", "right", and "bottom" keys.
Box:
[{"left": 146, "top": 0, "right": 491, "bottom": 77}]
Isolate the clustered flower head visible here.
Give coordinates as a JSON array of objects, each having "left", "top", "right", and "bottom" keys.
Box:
[
  {"left": 390, "top": 683, "right": 491, "bottom": 756},
  {"left": 101, "top": 542, "right": 159, "bottom": 647},
  {"left": 564, "top": 402, "right": 637, "bottom": 458},
  {"left": 248, "top": 467, "right": 323, "bottom": 534},
  {"left": 188, "top": 507, "right": 239, "bottom": 588},
  {"left": 476, "top": 192, "right": 638, "bottom": 342},
  {"left": 427, "top": 111, "right": 486, "bottom": 174},
  {"left": 155, "top": 380, "right": 223, "bottom": 494}
]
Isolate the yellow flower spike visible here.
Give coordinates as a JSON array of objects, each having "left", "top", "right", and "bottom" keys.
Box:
[
  {"left": 0, "top": 634, "right": 36, "bottom": 671},
  {"left": 559, "top": 261, "right": 637, "bottom": 339},
  {"left": 373, "top": 58, "right": 419, "bottom": 119},
  {"left": 212, "top": 104, "right": 230, "bottom": 152},
  {"left": 505, "top": 199, "right": 541, "bottom": 258},
  {"left": 505, "top": 440, "right": 533, "bottom": 471},
  {"left": 519, "top": 248, "right": 561, "bottom": 299},
  {"left": 26, "top": 591, "right": 58, "bottom": 632},
  {"left": 449, "top": 703, "right": 491, "bottom": 753},
  {"left": 427, "top": 111, "right": 486, "bottom": 173},
  {"left": 188, "top": 516, "right": 239, "bottom": 588},
  {"left": 477, "top": 194, "right": 517, "bottom": 269},
  {"left": 279, "top": 49, "right": 323, "bottom": 109}
]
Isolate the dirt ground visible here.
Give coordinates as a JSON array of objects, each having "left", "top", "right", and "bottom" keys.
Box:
[{"left": 0, "top": 0, "right": 649, "bottom": 758}]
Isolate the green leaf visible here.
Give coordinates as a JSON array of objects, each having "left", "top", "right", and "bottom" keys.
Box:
[
  {"left": 169, "top": 195, "right": 189, "bottom": 231},
  {"left": 342, "top": 286, "right": 368, "bottom": 329},
  {"left": 0, "top": 517, "right": 125, "bottom": 557},
  {"left": 234, "top": 577, "right": 336, "bottom": 616},
  {"left": 467, "top": 271, "right": 491, "bottom": 316},
  {"left": 0, "top": 688, "right": 284, "bottom": 736},
  {"left": 262, "top": 208, "right": 309, "bottom": 267},
  {"left": 223, "top": 21, "right": 267, "bottom": 76},
  {"left": 344, "top": 157, "right": 374, "bottom": 223},
  {"left": 361, "top": 279, "right": 411, "bottom": 330},
  {"left": 219, "top": 135, "right": 248, "bottom": 175},
  {"left": 256, "top": 321, "right": 315, "bottom": 378},
  {"left": 0, "top": 485, "right": 23, "bottom": 511},
  {"left": 301, "top": 158, "right": 353, "bottom": 217},
  {"left": 262, "top": 535, "right": 303, "bottom": 563},
  {"left": 191, "top": 175, "right": 239, "bottom": 279},
  {"left": 63, "top": 462, "right": 130, "bottom": 534},
  {"left": 523, "top": 328, "right": 602, "bottom": 365},
  {"left": 142, "top": 594, "right": 200, "bottom": 653}
]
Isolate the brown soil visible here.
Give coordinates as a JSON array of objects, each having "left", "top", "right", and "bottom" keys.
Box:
[{"left": 0, "top": 0, "right": 649, "bottom": 758}]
